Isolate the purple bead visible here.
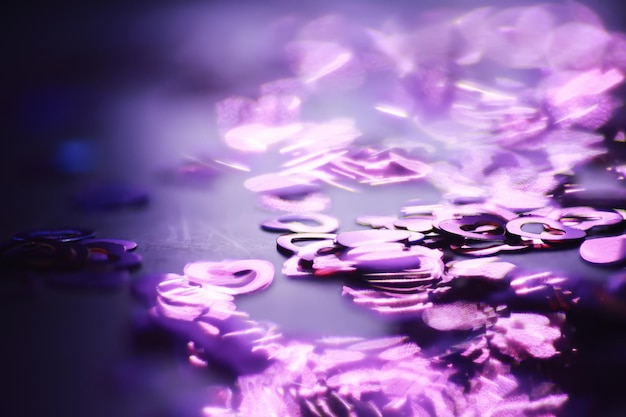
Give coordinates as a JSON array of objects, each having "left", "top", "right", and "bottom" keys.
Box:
[
  {"left": 183, "top": 259, "right": 274, "bottom": 295},
  {"left": 296, "top": 240, "right": 338, "bottom": 262},
  {"left": 276, "top": 233, "right": 337, "bottom": 256},
  {"left": 438, "top": 213, "right": 508, "bottom": 242},
  {"left": 506, "top": 216, "right": 586, "bottom": 244}
]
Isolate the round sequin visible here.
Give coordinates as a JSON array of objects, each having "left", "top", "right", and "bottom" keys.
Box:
[
  {"left": 579, "top": 235, "right": 626, "bottom": 265},
  {"left": 506, "top": 216, "right": 586, "bottom": 244},
  {"left": 438, "top": 213, "right": 508, "bottom": 242},
  {"left": 276, "top": 233, "right": 337, "bottom": 257}
]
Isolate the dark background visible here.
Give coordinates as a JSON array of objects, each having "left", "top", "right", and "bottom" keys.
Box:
[{"left": 2, "top": 1, "right": 626, "bottom": 416}]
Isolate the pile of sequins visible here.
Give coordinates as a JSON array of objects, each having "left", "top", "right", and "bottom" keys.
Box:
[
  {"left": 136, "top": 236, "right": 573, "bottom": 416},
  {"left": 138, "top": 198, "right": 626, "bottom": 416},
  {"left": 148, "top": 2, "right": 626, "bottom": 416},
  {"left": 0, "top": 228, "right": 141, "bottom": 289}
]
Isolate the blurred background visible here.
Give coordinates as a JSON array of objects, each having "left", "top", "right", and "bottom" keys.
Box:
[{"left": 3, "top": 0, "right": 626, "bottom": 186}]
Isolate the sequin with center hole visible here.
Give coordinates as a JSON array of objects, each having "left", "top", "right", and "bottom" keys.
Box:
[{"left": 438, "top": 213, "right": 508, "bottom": 241}]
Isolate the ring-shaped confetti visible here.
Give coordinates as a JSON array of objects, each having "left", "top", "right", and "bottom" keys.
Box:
[
  {"left": 261, "top": 213, "right": 340, "bottom": 234},
  {"left": 184, "top": 259, "right": 274, "bottom": 295},
  {"left": 551, "top": 207, "right": 623, "bottom": 231},
  {"left": 281, "top": 256, "right": 313, "bottom": 278},
  {"left": 276, "top": 233, "right": 337, "bottom": 256},
  {"left": 505, "top": 216, "right": 586, "bottom": 244},
  {"left": 12, "top": 228, "right": 95, "bottom": 243},
  {"left": 579, "top": 235, "right": 626, "bottom": 265}
]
